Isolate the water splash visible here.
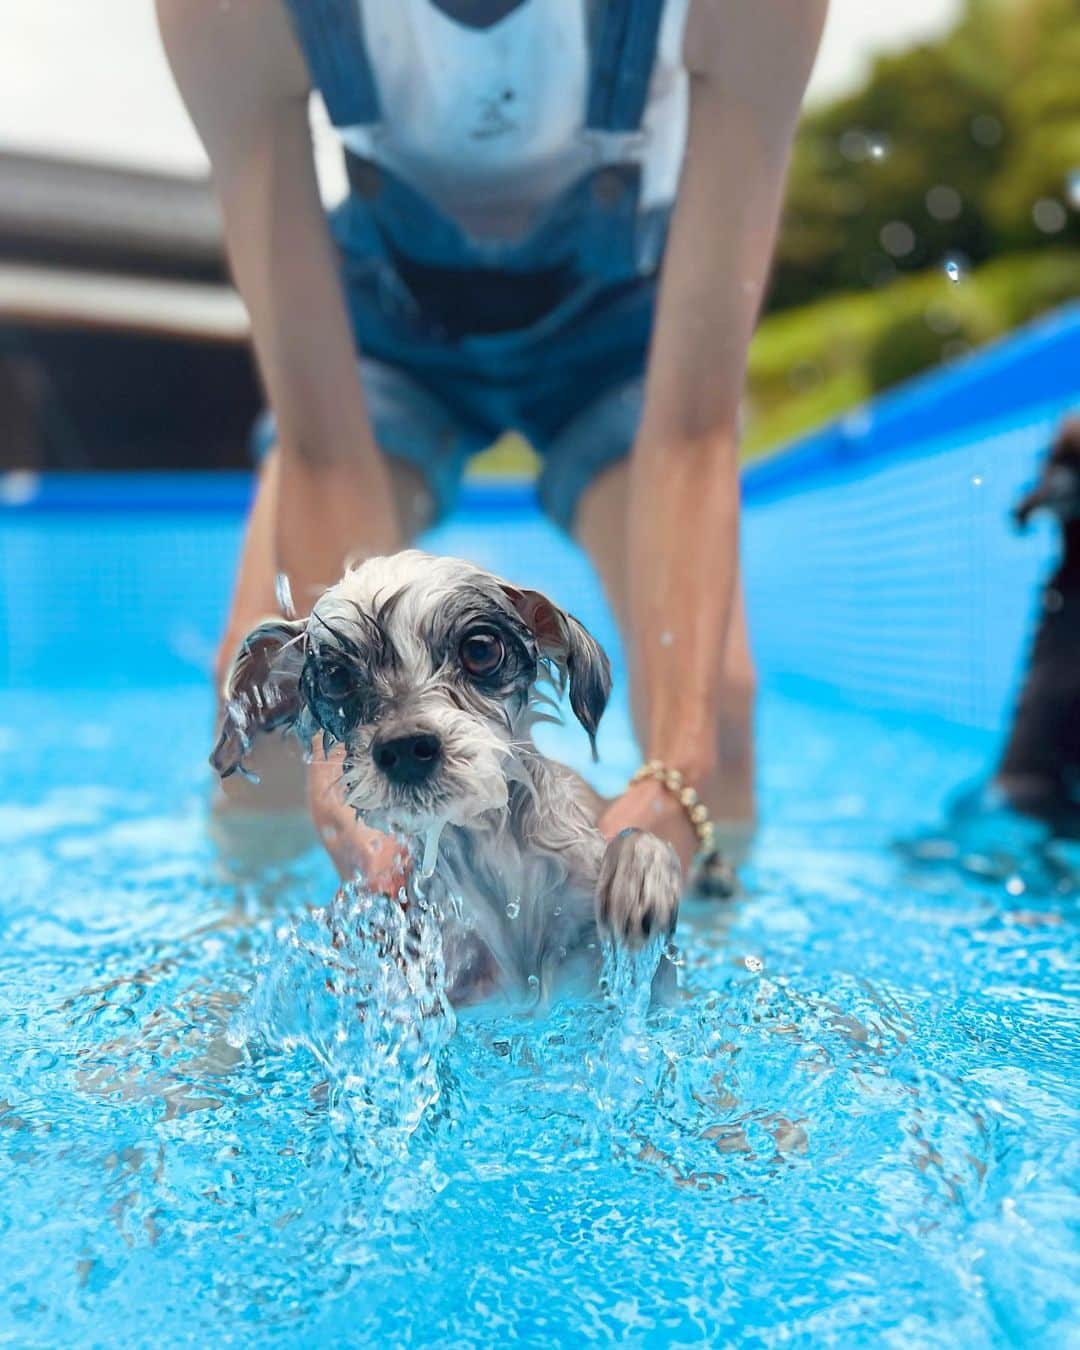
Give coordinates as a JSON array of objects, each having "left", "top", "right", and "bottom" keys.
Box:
[
  {"left": 5, "top": 683, "right": 1078, "bottom": 1344},
  {"left": 587, "top": 936, "right": 671, "bottom": 1125},
  {"left": 274, "top": 571, "right": 295, "bottom": 617},
  {"left": 231, "top": 882, "right": 456, "bottom": 1172},
  {"left": 418, "top": 819, "right": 445, "bottom": 884}
]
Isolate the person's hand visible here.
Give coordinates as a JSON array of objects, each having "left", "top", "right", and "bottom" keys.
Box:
[
  {"left": 307, "top": 747, "right": 411, "bottom": 893},
  {"left": 597, "top": 776, "right": 696, "bottom": 874}
]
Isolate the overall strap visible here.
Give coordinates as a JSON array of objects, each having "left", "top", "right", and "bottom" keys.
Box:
[
  {"left": 587, "top": 0, "right": 668, "bottom": 132},
  {"left": 282, "top": 0, "right": 380, "bottom": 127}
]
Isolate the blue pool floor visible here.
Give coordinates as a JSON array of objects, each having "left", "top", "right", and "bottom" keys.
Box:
[{"left": 1, "top": 670, "right": 1076, "bottom": 1347}]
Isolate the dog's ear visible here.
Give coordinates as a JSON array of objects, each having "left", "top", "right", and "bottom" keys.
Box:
[
  {"left": 502, "top": 586, "right": 612, "bottom": 757},
  {"left": 210, "top": 618, "right": 308, "bottom": 778}
]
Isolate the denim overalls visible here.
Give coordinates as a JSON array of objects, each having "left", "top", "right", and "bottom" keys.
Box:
[{"left": 266, "top": 0, "right": 686, "bottom": 527}]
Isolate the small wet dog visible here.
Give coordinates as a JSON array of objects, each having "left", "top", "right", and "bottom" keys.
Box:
[
  {"left": 211, "top": 551, "right": 681, "bottom": 1004},
  {"left": 996, "top": 417, "right": 1080, "bottom": 832}
]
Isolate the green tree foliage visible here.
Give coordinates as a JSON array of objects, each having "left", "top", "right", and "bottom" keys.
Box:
[
  {"left": 769, "top": 0, "right": 1080, "bottom": 315},
  {"left": 744, "top": 248, "right": 1080, "bottom": 457},
  {"left": 987, "top": 0, "right": 1080, "bottom": 247}
]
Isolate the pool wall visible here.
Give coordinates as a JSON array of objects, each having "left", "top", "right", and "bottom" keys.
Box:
[
  {"left": 743, "top": 302, "right": 1080, "bottom": 731},
  {"left": 2, "top": 303, "right": 1078, "bottom": 740}
]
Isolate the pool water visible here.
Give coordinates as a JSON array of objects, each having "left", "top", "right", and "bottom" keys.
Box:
[{"left": 2, "top": 667, "right": 1076, "bottom": 1346}]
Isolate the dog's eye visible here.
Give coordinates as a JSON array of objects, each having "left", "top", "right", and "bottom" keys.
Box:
[
  {"left": 317, "top": 663, "right": 353, "bottom": 701},
  {"left": 460, "top": 631, "right": 505, "bottom": 678}
]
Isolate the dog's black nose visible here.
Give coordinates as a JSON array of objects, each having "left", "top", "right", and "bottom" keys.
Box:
[{"left": 372, "top": 732, "right": 442, "bottom": 786}]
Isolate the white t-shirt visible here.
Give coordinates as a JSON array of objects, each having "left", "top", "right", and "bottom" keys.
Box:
[{"left": 339, "top": 0, "right": 690, "bottom": 242}]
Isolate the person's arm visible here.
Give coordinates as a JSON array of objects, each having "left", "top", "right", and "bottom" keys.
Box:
[
  {"left": 157, "top": 0, "right": 400, "bottom": 610},
  {"left": 600, "top": 0, "right": 828, "bottom": 860}
]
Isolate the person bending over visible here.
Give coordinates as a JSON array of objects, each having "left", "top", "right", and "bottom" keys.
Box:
[{"left": 158, "top": 0, "right": 828, "bottom": 883}]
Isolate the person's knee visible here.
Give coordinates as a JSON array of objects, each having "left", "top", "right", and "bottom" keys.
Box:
[{"left": 571, "top": 458, "right": 630, "bottom": 547}]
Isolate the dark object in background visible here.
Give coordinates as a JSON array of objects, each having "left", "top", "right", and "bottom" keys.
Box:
[
  {"left": 996, "top": 417, "right": 1080, "bottom": 830},
  {"left": 1, "top": 328, "right": 259, "bottom": 472},
  {"left": 0, "top": 150, "right": 259, "bottom": 472}
]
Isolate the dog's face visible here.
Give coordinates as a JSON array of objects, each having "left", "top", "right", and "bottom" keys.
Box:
[
  {"left": 212, "top": 552, "right": 610, "bottom": 835},
  {"left": 1015, "top": 419, "right": 1080, "bottom": 528}
]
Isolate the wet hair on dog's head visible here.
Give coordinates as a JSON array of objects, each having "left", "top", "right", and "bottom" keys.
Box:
[{"left": 211, "top": 551, "right": 611, "bottom": 829}]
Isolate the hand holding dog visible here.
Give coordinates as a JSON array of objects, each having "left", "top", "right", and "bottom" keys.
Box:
[{"left": 598, "top": 777, "right": 698, "bottom": 873}]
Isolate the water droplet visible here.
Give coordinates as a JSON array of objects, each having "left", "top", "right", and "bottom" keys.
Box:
[
  {"left": 943, "top": 256, "right": 965, "bottom": 284},
  {"left": 839, "top": 129, "right": 869, "bottom": 162},
  {"left": 527, "top": 974, "right": 539, "bottom": 989},
  {"left": 970, "top": 113, "right": 1002, "bottom": 148},
  {"left": 868, "top": 136, "right": 889, "bottom": 161},
  {"left": 880, "top": 221, "right": 916, "bottom": 259},
  {"left": 1045, "top": 587, "right": 1065, "bottom": 614},
  {"left": 659, "top": 631, "right": 674, "bottom": 648},
  {"left": 1032, "top": 198, "right": 1067, "bottom": 235},
  {"left": 744, "top": 955, "right": 764, "bottom": 974},
  {"left": 21, "top": 1048, "right": 58, "bottom": 1074},
  {"left": 843, "top": 407, "right": 873, "bottom": 438},
  {"left": 0, "top": 470, "right": 40, "bottom": 506},
  {"left": 1066, "top": 170, "right": 1080, "bottom": 211},
  {"left": 926, "top": 185, "right": 962, "bottom": 222},
  {"left": 971, "top": 475, "right": 983, "bottom": 488},
  {"left": 275, "top": 572, "right": 295, "bottom": 616},
  {"left": 924, "top": 303, "right": 959, "bottom": 336},
  {"left": 505, "top": 898, "right": 520, "bottom": 920},
  {"left": 1005, "top": 876, "right": 1025, "bottom": 897}
]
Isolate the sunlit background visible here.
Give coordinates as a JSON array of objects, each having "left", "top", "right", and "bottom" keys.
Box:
[{"left": 1, "top": 0, "right": 1075, "bottom": 473}]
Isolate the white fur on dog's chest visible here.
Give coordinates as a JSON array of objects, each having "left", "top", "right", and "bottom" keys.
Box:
[{"left": 427, "top": 826, "right": 600, "bottom": 1001}]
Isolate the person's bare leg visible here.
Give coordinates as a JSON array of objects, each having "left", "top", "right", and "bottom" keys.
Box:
[
  {"left": 212, "top": 447, "right": 433, "bottom": 877},
  {"left": 574, "top": 459, "right": 755, "bottom": 856}
]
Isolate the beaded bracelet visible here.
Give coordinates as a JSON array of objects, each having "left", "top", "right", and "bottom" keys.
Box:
[{"left": 629, "top": 759, "right": 716, "bottom": 853}]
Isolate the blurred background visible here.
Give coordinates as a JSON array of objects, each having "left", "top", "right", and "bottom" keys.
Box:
[{"left": 0, "top": 0, "right": 1076, "bottom": 476}]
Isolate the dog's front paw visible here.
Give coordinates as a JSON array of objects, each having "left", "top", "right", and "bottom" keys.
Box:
[{"left": 596, "top": 828, "right": 681, "bottom": 947}]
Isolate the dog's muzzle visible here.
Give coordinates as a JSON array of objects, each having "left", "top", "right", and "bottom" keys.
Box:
[{"left": 372, "top": 731, "right": 442, "bottom": 787}]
